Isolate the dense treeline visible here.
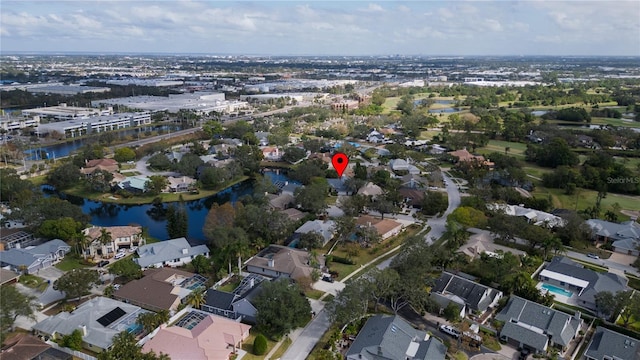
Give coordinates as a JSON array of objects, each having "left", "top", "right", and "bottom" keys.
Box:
[{"left": 542, "top": 107, "right": 591, "bottom": 122}]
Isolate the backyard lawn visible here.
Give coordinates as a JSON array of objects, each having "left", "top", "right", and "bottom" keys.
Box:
[
  {"left": 531, "top": 186, "right": 640, "bottom": 213},
  {"left": 476, "top": 140, "right": 528, "bottom": 159}
]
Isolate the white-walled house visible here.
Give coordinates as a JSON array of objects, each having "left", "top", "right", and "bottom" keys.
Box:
[
  {"left": 83, "top": 225, "right": 145, "bottom": 259},
  {"left": 135, "top": 237, "right": 209, "bottom": 269}
]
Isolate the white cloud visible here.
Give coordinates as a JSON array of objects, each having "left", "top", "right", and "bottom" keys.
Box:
[{"left": 362, "top": 4, "right": 384, "bottom": 13}]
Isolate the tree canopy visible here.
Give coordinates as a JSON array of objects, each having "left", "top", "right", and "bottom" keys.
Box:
[
  {"left": 54, "top": 269, "right": 100, "bottom": 299},
  {"left": 254, "top": 279, "right": 311, "bottom": 340}
]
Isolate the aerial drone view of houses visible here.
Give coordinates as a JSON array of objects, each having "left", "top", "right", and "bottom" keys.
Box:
[{"left": 1, "top": 9, "right": 640, "bottom": 360}]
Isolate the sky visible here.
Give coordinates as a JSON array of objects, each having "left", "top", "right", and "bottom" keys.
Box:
[{"left": 1, "top": 1, "right": 639, "bottom": 56}]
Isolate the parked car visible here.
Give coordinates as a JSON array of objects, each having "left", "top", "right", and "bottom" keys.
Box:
[
  {"left": 129, "top": 246, "right": 138, "bottom": 253},
  {"left": 439, "top": 325, "right": 461, "bottom": 339},
  {"left": 587, "top": 253, "right": 600, "bottom": 259},
  {"left": 322, "top": 276, "right": 334, "bottom": 283},
  {"left": 114, "top": 252, "right": 126, "bottom": 260},
  {"left": 97, "top": 260, "right": 110, "bottom": 267}
]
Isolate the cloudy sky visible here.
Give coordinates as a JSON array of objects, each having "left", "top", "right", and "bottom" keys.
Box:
[{"left": 1, "top": 1, "right": 639, "bottom": 56}]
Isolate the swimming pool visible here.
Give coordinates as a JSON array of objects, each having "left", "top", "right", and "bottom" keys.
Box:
[{"left": 541, "top": 283, "right": 573, "bottom": 297}]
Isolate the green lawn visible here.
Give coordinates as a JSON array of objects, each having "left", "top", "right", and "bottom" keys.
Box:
[
  {"left": 532, "top": 186, "right": 640, "bottom": 212},
  {"left": 615, "top": 156, "right": 640, "bottom": 172},
  {"left": 592, "top": 117, "right": 640, "bottom": 128},
  {"left": 216, "top": 276, "right": 241, "bottom": 292},
  {"left": 382, "top": 96, "right": 401, "bottom": 114},
  {"left": 55, "top": 255, "right": 91, "bottom": 271},
  {"left": 19, "top": 274, "right": 49, "bottom": 292},
  {"left": 522, "top": 164, "right": 553, "bottom": 179},
  {"left": 305, "top": 289, "right": 325, "bottom": 300},
  {"left": 616, "top": 315, "right": 640, "bottom": 333},
  {"left": 476, "top": 140, "right": 528, "bottom": 159},
  {"left": 269, "top": 337, "right": 292, "bottom": 359},
  {"left": 241, "top": 330, "right": 279, "bottom": 360}
]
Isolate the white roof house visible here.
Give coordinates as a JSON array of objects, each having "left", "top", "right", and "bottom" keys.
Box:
[
  {"left": 487, "top": 203, "right": 567, "bottom": 228},
  {"left": 135, "top": 238, "right": 209, "bottom": 269}
]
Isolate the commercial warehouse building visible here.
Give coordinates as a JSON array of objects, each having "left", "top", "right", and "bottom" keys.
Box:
[
  {"left": 22, "top": 103, "right": 113, "bottom": 121},
  {"left": 36, "top": 112, "right": 151, "bottom": 138},
  {"left": 92, "top": 92, "right": 248, "bottom": 115}
]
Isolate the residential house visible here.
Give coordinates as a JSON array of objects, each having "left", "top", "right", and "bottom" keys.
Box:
[
  {"left": 83, "top": 225, "right": 144, "bottom": 258},
  {"left": 389, "top": 159, "right": 420, "bottom": 175},
  {"left": 538, "top": 257, "right": 628, "bottom": 311},
  {"left": 293, "top": 220, "right": 336, "bottom": 247},
  {"left": 80, "top": 158, "right": 119, "bottom": 175},
  {"left": 280, "top": 208, "right": 307, "bottom": 222},
  {"left": 346, "top": 314, "right": 447, "bottom": 360},
  {"left": 357, "top": 182, "right": 383, "bottom": 198},
  {"left": 400, "top": 174, "right": 427, "bottom": 189},
  {"left": 0, "top": 239, "right": 71, "bottom": 274},
  {"left": 495, "top": 296, "right": 583, "bottom": 354},
  {"left": 449, "top": 148, "right": 495, "bottom": 168},
  {"left": 33, "top": 297, "right": 148, "bottom": 353},
  {"left": 245, "top": 245, "right": 315, "bottom": 281},
  {"left": 113, "top": 268, "right": 205, "bottom": 313},
  {"left": 583, "top": 326, "right": 640, "bottom": 360},
  {"left": 135, "top": 237, "right": 210, "bottom": 269},
  {"left": 261, "top": 146, "right": 281, "bottom": 161},
  {"left": 166, "top": 176, "right": 197, "bottom": 193},
  {"left": 457, "top": 232, "right": 526, "bottom": 260},
  {"left": 356, "top": 215, "right": 403, "bottom": 240},
  {"left": 117, "top": 175, "right": 150, "bottom": 193},
  {"left": 142, "top": 311, "right": 251, "bottom": 360},
  {"left": 267, "top": 193, "right": 295, "bottom": 211},
  {"left": 586, "top": 219, "right": 640, "bottom": 256},
  {"left": 430, "top": 272, "right": 503, "bottom": 319},
  {"left": 0, "top": 268, "right": 20, "bottom": 286},
  {"left": 201, "top": 274, "right": 268, "bottom": 324},
  {"left": 398, "top": 188, "right": 425, "bottom": 209},
  {"left": 0, "top": 333, "right": 72, "bottom": 360},
  {"left": 366, "top": 130, "right": 385, "bottom": 144},
  {"left": 327, "top": 178, "right": 349, "bottom": 195},
  {"left": 487, "top": 203, "right": 567, "bottom": 228},
  {"left": 255, "top": 131, "right": 270, "bottom": 146}
]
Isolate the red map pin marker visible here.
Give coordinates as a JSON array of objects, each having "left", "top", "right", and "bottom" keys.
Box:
[{"left": 332, "top": 152, "right": 349, "bottom": 178}]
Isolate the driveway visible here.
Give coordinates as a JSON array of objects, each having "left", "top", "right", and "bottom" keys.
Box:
[{"left": 313, "top": 279, "right": 345, "bottom": 296}]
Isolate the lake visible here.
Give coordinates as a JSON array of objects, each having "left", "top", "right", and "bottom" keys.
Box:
[{"left": 48, "top": 170, "right": 295, "bottom": 244}]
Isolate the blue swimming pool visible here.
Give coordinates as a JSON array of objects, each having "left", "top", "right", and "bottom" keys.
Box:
[
  {"left": 541, "top": 283, "right": 573, "bottom": 297},
  {"left": 127, "top": 323, "right": 143, "bottom": 334}
]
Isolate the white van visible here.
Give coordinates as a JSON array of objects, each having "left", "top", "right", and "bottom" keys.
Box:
[{"left": 439, "top": 325, "right": 461, "bottom": 338}]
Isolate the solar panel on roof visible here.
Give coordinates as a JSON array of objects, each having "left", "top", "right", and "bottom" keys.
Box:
[{"left": 97, "top": 307, "right": 126, "bottom": 327}]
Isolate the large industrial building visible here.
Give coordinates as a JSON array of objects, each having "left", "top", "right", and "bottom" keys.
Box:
[
  {"left": 27, "top": 85, "right": 111, "bottom": 95},
  {"left": 36, "top": 112, "right": 151, "bottom": 138},
  {"left": 92, "top": 92, "right": 249, "bottom": 115},
  {"left": 0, "top": 114, "right": 40, "bottom": 132},
  {"left": 22, "top": 103, "right": 113, "bottom": 121}
]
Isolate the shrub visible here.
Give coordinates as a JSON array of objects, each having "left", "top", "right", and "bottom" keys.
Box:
[
  {"left": 253, "top": 334, "right": 268, "bottom": 355},
  {"left": 331, "top": 256, "right": 355, "bottom": 265}
]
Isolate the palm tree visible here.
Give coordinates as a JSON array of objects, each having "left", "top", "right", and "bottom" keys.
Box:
[
  {"left": 98, "top": 228, "right": 113, "bottom": 256},
  {"left": 72, "top": 232, "right": 92, "bottom": 260},
  {"left": 187, "top": 289, "right": 205, "bottom": 309},
  {"left": 155, "top": 309, "right": 170, "bottom": 325}
]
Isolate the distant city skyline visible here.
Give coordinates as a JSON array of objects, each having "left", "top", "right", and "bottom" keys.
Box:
[{"left": 1, "top": 1, "right": 639, "bottom": 57}]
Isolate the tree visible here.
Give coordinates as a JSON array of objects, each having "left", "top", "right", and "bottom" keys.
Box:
[
  {"left": 191, "top": 254, "right": 213, "bottom": 274},
  {"left": 147, "top": 153, "right": 172, "bottom": 171},
  {"left": 370, "top": 197, "right": 398, "bottom": 220},
  {"left": 595, "top": 291, "right": 617, "bottom": 320},
  {"left": 253, "top": 334, "right": 268, "bottom": 355},
  {"left": 368, "top": 268, "right": 399, "bottom": 311},
  {"left": 97, "top": 331, "right": 170, "bottom": 360},
  {"left": 302, "top": 138, "right": 324, "bottom": 153},
  {"left": 145, "top": 175, "right": 168, "bottom": 196},
  {"left": 289, "top": 159, "right": 327, "bottom": 185},
  {"left": 202, "top": 202, "right": 238, "bottom": 240},
  {"left": 166, "top": 203, "right": 188, "bottom": 239},
  {"left": 233, "top": 145, "right": 263, "bottom": 175},
  {"left": 298, "top": 231, "right": 324, "bottom": 250},
  {"left": 447, "top": 206, "right": 487, "bottom": 228},
  {"left": 174, "top": 153, "right": 204, "bottom": 177},
  {"left": 109, "top": 258, "right": 143, "bottom": 281},
  {"left": 199, "top": 166, "right": 225, "bottom": 189},
  {"left": 443, "top": 302, "right": 462, "bottom": 322},
  {"left": 0, "top": 285, "right": 37, "bottom": 341},
  {"left": 37, "top": 217, "right": 83, "bottom": 241},
  {"left": 254, "top": 279, "right": 311, "bottom": 339},
  {"left": 326, "top": 277, "right": 371, "bottom": 327},
  {"left": 339, "top": 194, "right": 367, "bottom": 216},
  {"left": 87, "top": 170, "right": 114, "bottom": 192},
  {"left": 62, "top": 329, "right": 84, "bottom": 350},
  {"left": 421, "top": 191, "right": 448, "bottom": 216},
  {"left": 282, "top": 147, "right": 307, "bottom": 164},
  {"left": 54, "top": 269, "right": 100, "bottom": 299},
  {"left": 48, "top": 162, "right": 81, "bottom": 190},
  {"left": 187, "top": 289, "right": 205, "bottom": 309},
  {"left": 616, "top": 291, "right": 638, "bottom": 326},
  {"left": 396, "top": 94, "right": 414, "bottom": 115},
  {"left": 294, "top": 180, "right": 329, "bottom": 214},
  {"left": 114, "top": 147, "right": 136, "bottom": 163}
]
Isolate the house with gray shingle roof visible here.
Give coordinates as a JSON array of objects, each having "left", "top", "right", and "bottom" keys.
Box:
[
  {"left": 584, "top": 326, "right": 640, "bottom": 360},
  {"left": 0, "top": 239, "right": 70, "bottom": 274},
  {"left": 430, "top": 272, "right": 503, "bottom": 319},
  {"left": 539, "top": 257, "right": 628, "bottom": 311},
  {"left": 135, "top": 237, "right": 209, "bottom": 269},
  {"left": 33, "top": 296, "right": 148, "bottom": 353},
  {"left": 495, "top": 296, "right": 582, "bottom": 354},
  {"left": 294, "top": 220, "right": 336, "bottom": 247},
  {"left": 346, "top": 314, "right": 446, "bottom": 360},
  {"left": 586, "top": 219, "right": 640, "bottom": 256}
]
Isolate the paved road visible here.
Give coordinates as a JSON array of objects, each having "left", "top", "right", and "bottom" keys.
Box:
[{"left": 280, "top": 310, "right": 331, "bottom": 360}]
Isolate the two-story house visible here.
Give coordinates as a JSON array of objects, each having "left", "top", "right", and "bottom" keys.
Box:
[{"left": 83, "top": 225, "right": 145, "bottom": 258}]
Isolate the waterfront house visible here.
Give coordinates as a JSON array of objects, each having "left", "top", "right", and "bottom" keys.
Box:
[{"left": 135, "top": 238, "right": 209, "bottom": 269}]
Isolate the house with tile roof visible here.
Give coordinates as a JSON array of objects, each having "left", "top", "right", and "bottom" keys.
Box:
[
  {"left": 142, "top": 312, "right": 251, "bottom": 360},
  {"left": 245, "top": 245, "right": 316, "bottom": 281},
  {"left": 495, "top": 296, "right": 583, "bottom": 354},
  {"left": 33, "top": 297, "right": 148, "bottom": 353},
  {"left": 449, "top": 148, "right": 495, "bottom": 168},
  {"left": 80, "top": 158, "right": 118, "bottom": 175},
  {"left": 0, "top": 239, "right": 71, "bottom": 274},
  {"left": 356, "top": 215, "right": 404, "bottom": 240},
  {"left": 538, "top": 256, "right": 628, "bottom": 311},
  {"left": 586, "top": 219, "right": 640, "bottom": 256},
  {"left": 583, "top": 326, "right": 640, "bottom": 360},
  {"left": 113, "top": 268, "right": 200, "bottom": 312},
  {"left": 346, "top": 314, "right": 446, "bottom": 360},
  {"left": 430, "top": 271, "right": 503, "bottom": 319},
  {"left": 83, "top": 225, "right": 144, "bottom": 259},
  {"left": 135, "top": 237, "right": 209, "bottom": 269}
]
